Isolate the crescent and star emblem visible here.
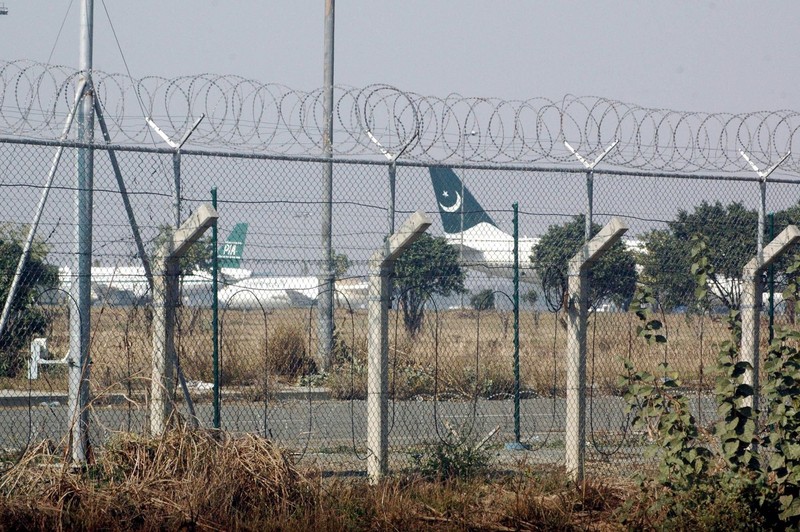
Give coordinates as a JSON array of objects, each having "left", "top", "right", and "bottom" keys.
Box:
[{"left": 439, "top": 190, "right": 462, "bottom": 213}]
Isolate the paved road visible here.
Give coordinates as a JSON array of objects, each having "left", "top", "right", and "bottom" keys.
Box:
[{"left": 0, "top": 392, "right": 718, "bottom": 468}]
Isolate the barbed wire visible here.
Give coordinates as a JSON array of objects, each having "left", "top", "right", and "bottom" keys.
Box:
[{"left": 1, "top": 59, "right": 799, "bottom": 174}]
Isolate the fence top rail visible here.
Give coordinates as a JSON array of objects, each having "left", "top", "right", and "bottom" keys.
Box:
[{"left": 2, "top": 135, "right": 799, "bottom": 186}]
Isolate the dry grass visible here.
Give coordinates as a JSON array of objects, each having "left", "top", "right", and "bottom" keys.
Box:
[
  {"left": 0, "top": 430, "right": 633, "bottom": 531},
  {"left": 0, "top": 428, "right": 310, "bottom": 530},
  {"left": 5, "top": 303, "right": 776, "bottom": 400}
]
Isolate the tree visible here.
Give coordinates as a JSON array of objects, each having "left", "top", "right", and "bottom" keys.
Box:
[
  {"left": 530, "top": 215, "right": 637, "bottom": 312},
  {"left": 0, "top": 225, "right": 58, "bottom": 377},
  {"left": 393, "top": 233, "right": 465, "bottom": 335},
  {"left": 470, "top": 289, "right": 495, "bottom": 311},
  {"left": 641, "top": 201, "right": 761, "bottom": 310},
  {"left": 638, "top": 228, "right": 695, "bottom": 311},
  {"left": 332, "top": 250, "right": 351, "bottom": 279},
  {"left": 769, "top": 202, "right": 800, "bottom": 322},
  {"left": 642, "top": 200, "right": 800, "bottom": 312},
  {"left": 522, "top": 288, "right": 539, "bottom": 308}
]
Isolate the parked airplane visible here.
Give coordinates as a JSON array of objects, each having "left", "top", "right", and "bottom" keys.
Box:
[
  {"left": 429, "top": 168, "right": 792, "bottom": 314},
  {"left": 218, "top": 275, "right": 369, "bottom": 310},
  {"left": 217, "top": 276, "right": 318, "bottom": 309},
  {"left": 429, "top": 167, "right": 539, "bottom": 281},
  {"left": 60, "top": 223, "right": 251, "bottom": 305}
]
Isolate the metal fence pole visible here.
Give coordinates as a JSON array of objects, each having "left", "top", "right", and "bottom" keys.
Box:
[
  {"left": 564, "top": 140, "right": 618, "bottom": 241},
  {"left": 768, "top": 213, "right": 775, "bottom": 343},
  {"left": 513, "top": 203, "right": 520, "bottom": 442},
  {"left": 505, "top": 202, "right": 527, "bottom": 451},
  {"left": 211, "top": 188, "right": 220, "bottom": 430},
  {"left": 69, "top": 0, "right": 94, "bottom": 464},
  {"left": 172, "top": 152, "right": 181, "bottom": 227},
  {"left": 318, "top": 0, "right": 336, "bottom": 370}
]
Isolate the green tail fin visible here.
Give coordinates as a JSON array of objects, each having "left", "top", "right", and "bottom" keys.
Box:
[
  {"left": 429, "top": 167, "right": 496, "bottom": 234},
  {"left": 218, "top": 223, "right": 248, "bottom": 268}
]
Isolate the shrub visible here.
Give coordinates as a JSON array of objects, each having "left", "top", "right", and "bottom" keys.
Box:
[
  {"left": 0, "top": 225, "right": 58, "bottom": 377},
  {"left": 269, "top": 323, "right": 315, "bottom": 378},
  {"left": 411, "top": 422, "right": 494, "bottom": 481},
  {"left": 469, "top": 289, "right": 495, "bottom": 311}
]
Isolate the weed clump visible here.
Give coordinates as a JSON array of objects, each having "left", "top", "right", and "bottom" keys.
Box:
[
  {"left": 269, "top": 323, "right": 315, "bottom": 377},
  {"left": 411, "top": 422, "right": 494, "bottom": 481},
  {"left": 0, "top": 429, "right": 311, "bottom": 530}
]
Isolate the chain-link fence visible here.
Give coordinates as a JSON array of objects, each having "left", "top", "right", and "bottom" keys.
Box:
[
  {"left": 3, "top": 135, "right": 799, "bottom": 477},
  {"left": 0, "top": 61, "right": 800, "bottom": 478}
]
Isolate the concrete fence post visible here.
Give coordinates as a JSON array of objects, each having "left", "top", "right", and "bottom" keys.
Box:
[
  {"left": 151, "top": 251, "right": 179, "bottom": 436},
  {"left": 150, "top": 204, "right": 217, "bottom": 436},
  {"left": 367, "top": 211, "right": 430, "bottom": 483},
  {"left": 741, "top": 225, "right": 800, "bottom": 418},
  {"left": 565, "top": 217, "right": 628, "bottom": 482}
]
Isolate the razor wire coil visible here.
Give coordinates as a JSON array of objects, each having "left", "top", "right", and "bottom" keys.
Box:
[{"left": 2, "top": 60, "right": 800, "bottom": 174}]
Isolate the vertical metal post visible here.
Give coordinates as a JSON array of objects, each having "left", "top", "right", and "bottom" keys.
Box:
[
  {"left": 386, "top": 162, "right": 396, "bottom": 308},
  {"left": 69, "top": 0, "right": 94, "bottom": 464},
  {"left": 739, "top": 150, "right": 791, "bottom": 418},
  {"left": 768, "top": 213, "right": 775, "bottom": 344},
  {"left": 211, "top": 188, "right": 220, "bottom": 429},
  {"left": 740, "top": 149, "right": 790, "bottom": 254},
  {"left": 563, "top": 140, "right": 618, "bottom": 241},
  {"left": 513, "top": 203, "right": 520, "bottom": 442},
  {"left": 365, "top": 131, "right": 416, "bottom": 309},
  {"left": 758, "top": 180, "right": 766, "bottom": 258},
  {"left": 459, "top": 170, "right": 466, "bottom": 308},
  {"left": 145, "top": 115, "right": 204, "bottom": 229},
  {"left": 510, "top": 203, "right": 526, "bottom": 449},
  {"left": 172, "top": 152, "right": 181, "bottom": 227},
  {"left": 585, "top": 170, "right": 593, "bottom": 241},
  {"left": 388, "top": 162, "right": 396, "bottom": 235},
  {"left": 318, "top": 0, "right": 336, "bottom": 370}
]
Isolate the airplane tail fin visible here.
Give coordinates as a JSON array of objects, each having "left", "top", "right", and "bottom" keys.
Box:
[
  {"left": 218, "top": 223, "right": 248, "bottom": 268},
  {"left": 429, "top": 167, "right": 496, "bottom": 234}
]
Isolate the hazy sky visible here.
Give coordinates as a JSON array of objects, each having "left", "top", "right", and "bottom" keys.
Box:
[{"left": 1, "top": 1, "right": 798, "bottom": 114}]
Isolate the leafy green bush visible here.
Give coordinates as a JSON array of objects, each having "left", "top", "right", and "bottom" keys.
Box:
[
  {"left": 0, "top": 225, "right": 58, "bottom": 377},
  {"left": 469, "top": 289, "right": 495, "bottom": 311},
  {"left": 411, "top": 422, "right": 493, "bottom": 481},
  {"left": 618, "top": 247, "right": 800, "bottom": 528}
]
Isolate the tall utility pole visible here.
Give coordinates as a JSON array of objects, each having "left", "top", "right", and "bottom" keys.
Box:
[
  {"left": 318, "top": 0, "right": 335, "bottom": 369},
  {"left": 69, "top": 0, "right": 94, "bottom": 464}
]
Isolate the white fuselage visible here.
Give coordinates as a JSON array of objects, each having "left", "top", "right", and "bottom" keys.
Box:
[
  {"left": 444, "top": 222, "right": 539, "bottom": 282},
  {"left": 218, "top": 276, "right": 319, "bottom": 309},
  {"left": 58, "top": 265, "right": 253, "bottom": 305},
  {"left": 218, "top": 276, "right": 369, "bottom": 310}
]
